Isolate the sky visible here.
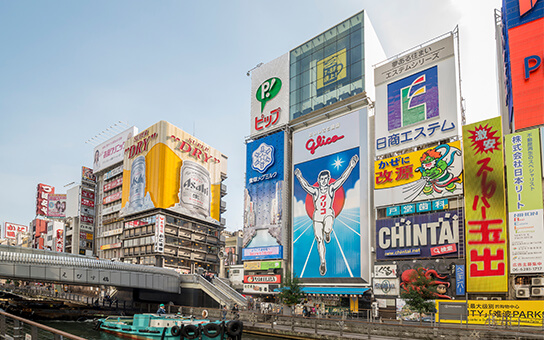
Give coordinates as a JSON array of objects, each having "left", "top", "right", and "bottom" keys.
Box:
[{"left": 0, "top": 0, "right": 503, "bottom": 231}]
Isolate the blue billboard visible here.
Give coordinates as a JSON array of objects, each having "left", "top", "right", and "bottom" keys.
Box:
[
  {"left": 243, "top": 131, "right": 285, "bottom": 260},
  {"left": 376, "top": 210, "right": 464, "bottom": 260}
]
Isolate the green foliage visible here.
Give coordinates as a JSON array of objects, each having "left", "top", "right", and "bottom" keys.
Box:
[
  {"left": 277, "top": 271, "right": 304, "bottom": 306},
  {"left": 400, "top": 268, "right": 437, "bottom": 316}
]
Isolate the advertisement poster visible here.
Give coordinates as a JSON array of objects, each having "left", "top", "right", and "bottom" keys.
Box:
[
  {"left": 47, "top": 194, "right": 66, "bottom": 218},
  {"left": 376, "top": 210, "right": 463, "bottom": 259},
  {"left": 292, "top": 110, "right": 370, "bottom": 282},
  {"left": 462, "top": 117, "right": 508, "bottom": 292},
  {"left": 4, "top": 222, "right": 28, "bottom": 239},
  {"left": 243, "top": 131, "right": 284, "bottom": 261},
  {"left": 505, "top": 128, "right": 544, "bottom": 274},
  {"left": 36, "top": 183, "right": 54, "bottom": 216},
  {"left": 93, "top": 127, "right": 138, "bottom": 173},
  {"left": 374, "top": 34, "right": 460, "bottom": 156},
  {"left": 374, "top": 141, "right": 463, "bottom": 207},
  {"left": 120, "top": 121, "right": 227, "bottom": 224}
]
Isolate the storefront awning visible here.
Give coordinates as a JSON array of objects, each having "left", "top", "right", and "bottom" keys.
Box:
[{"left": 301, "top": 287, "right": 370, "bottom": 296}]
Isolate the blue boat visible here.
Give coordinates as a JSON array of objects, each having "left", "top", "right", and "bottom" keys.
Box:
[{"left": 95, "top": 313, "right": 243, "bottom": 340}]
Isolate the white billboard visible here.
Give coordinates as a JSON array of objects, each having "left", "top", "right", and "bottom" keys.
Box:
[
  {"left": 292, "top": 109, "right": 370, "bottom": 283},
  {"left": 250, "top": 53, "right": 289, "bottom": 138},
  {"left": 93, "top": 126, "right": 138, "bottom": 173},
  {"left": 374, "top": 34, "right": 461, "bottom": 156}
]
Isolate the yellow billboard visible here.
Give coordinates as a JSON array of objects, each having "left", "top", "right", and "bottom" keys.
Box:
[
  {"left": 317, "top": 48, "right": 347, "bottom": 89},
  {"left": 120, "top": 121, "right": 226, "bottom": 224},
  {"left": 436, "top": 300, "right": 544, "bottom": 327},
  {"left": 462, "top": 117, "right": 508, "bottom": 292},
  {"left": 374, "top": 141, "right": 463, "bottom": 206}
]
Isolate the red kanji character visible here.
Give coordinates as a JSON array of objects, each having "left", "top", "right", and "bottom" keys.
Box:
[
  {"left": 395, "top": 164, "right": 414, "bottom": 181},
  {"left": 469, "top": 248, "right": 505, "bottom": 277},
  {"left": 375, "top": 170, "right": 393, "bottom": 185},
  {"left": 468, "top": 219, "right": 505, "bottom": 244}
]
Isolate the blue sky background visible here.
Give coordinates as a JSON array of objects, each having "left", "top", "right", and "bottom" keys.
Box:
[{"left": 0, "top": 1, "right": 501, "bottom": 230}]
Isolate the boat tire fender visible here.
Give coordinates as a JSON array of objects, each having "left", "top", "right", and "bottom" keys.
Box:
[
  {"left": 181, "top": 324, "right": 199, "bottom": 339},
  {"left": 171, "top": 325, "right": 182, "bottom": 336},
  {"left": 226, "top": 320, "right": 242, "bottom": 337},
  {"left": 202, "top": 322, "right": 221, "bottom": 338}
]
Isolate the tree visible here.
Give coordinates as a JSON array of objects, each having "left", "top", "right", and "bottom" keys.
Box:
[
  {"left": 277, "top": 271, "right": 304, "bottom": 307},
  {"left": 400, "top": 267, "right": 437, "bottom": 323}
]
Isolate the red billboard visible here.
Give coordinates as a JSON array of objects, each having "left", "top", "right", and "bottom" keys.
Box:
[
  {"left": 508, "top": 17, "right": 544, "bottom": 130},
  {"left": 36, "top": 183, "right": 54, "bottom": 216}
]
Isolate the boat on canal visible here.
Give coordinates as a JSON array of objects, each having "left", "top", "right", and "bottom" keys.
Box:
[{"left": 94, "top": 312, "right": 243, "bottom": 340}]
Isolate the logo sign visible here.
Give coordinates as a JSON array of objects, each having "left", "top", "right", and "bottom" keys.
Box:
[
  {"left": 251, "top": 142, "right": 275, "bottom": 173},
  {"left": 374, "top": 264, "right": 397, "bottom": 278},
  {"left": 317, "top": 49, "right": 347, "bottom": 90},
  {"left": 374, "top": 34, "right": 459, "bottom": 156},
  {"left": 256, "top": 77, "right": 282, "bottom": 113},
  {"left": 387, "top": 66, "right": 439, "bottom": 131},
  {"left": 462, "top": 117, "right": 508, "bottom": 292},
  {"left": 4, "top": 222, "right": 28, "bottom": 239},
  {"left": 376, "top": 210, "right": 463, "bottom": 259},
  {"left": 244, "top": 275, "right": 281, "bottom": 284},
  {"left": 373, "top": 278, "right": 399, "bottom": 296},
  {"left": 242, "top": 246, "right": 283, "bottom": 261},
  {"left": 250, "top": 53, "right": 289, "bottom": 137},
  {"left": 374, "top": 141, "right": 463, "bottom": 207},
  {"left": 36, "top": 183, "right": 54, "bottom": 216}
]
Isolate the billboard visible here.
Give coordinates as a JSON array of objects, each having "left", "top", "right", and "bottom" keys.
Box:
[
  {"left": 4, "top": 222, "right": 29, "bottom": 239},
  {"left": 82, "top": 166, "right": 96, "bottom": 183},
  {"left": 47, "top": 194, "right": 66, "bottom": 218},
  {"left": 243, "top": 131, "right": 285, "bottom": 261},
  {"left": 289, "top": 11, "right": 369, "bottom": 120},
  {"left": 505, "top": 128, "right": 544, "bottom": 274},
  {"left": 376, "top": 210, "right": 464, "bottom": 259},
  {"left": 462, "top": 117, "right": 508, "bottom": 292},
  {"left": 502, "top": 0, "right": 544, "bottom": 130},
  {"left": 374, "top": 34, "right": 460, "bottom": 156},
  {"left": 120, "top": 121, "right": 226, "bottom": 224},
  {"left": 36, "top": 183, "right": 54, "bottom": 216},
  {"left": 243, "top": 275, "right": 281, "bottom": 284},
  {"left": 54, "top": 223, "right": 64, "bottom": 252},
  {"left": 374, "top": 141, "right": 463, "bottom": 207},
  {"left": 250, "top": 54, "right": 289, "bottom": 137},
  {"left": 292, "top": 109, "right": 370, "bottom": 282},
  {"left": 93, "top": 126, "right": 138, "bottom": 173}
]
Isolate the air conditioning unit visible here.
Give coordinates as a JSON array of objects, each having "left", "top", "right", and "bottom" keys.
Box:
[
  {"left": 476, "top": 297, "right": 488, "bottom": 300},
  {"left": 532, "top": 277, "right": 544, "bottom": 286},
  {"left": 516, "top": 287, "right": 530, "bottom": 298},
  {"left": 531, "top": 287, "right": 544, "bottom": 297}
]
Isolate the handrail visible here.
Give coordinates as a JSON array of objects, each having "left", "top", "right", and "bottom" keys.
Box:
[
  {"left": 213, "top": 277, "right": 247, "bottom": 305},
  {"left": 195, "top": 275, "right": 232, "bottom": 306},
  {"left": 0, "top": 310, "right": 87, "bottom": 340}
]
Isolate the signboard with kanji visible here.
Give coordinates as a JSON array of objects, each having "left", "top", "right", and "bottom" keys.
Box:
[
  {"left": 374, "top": 141, "right": 463, "bottom": 207},
  {"left": 462, "top": 117, "right": 508, "bottom": 292},
  {"left": 374, "top": 34, "right": 461, "bottom": 156},
  {"left": 505, "top": 128, "right": 544, "bottom": 274}
]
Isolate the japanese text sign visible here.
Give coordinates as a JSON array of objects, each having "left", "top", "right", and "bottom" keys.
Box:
[
  {"left": 505, "top": 128, "right": 544, "bottom": 274},
  {"left": 462, "top": 117, "right": 508, "bottom": 292},
  {"left": 374, "top": 141, "right": 463, "bottom": 207}
]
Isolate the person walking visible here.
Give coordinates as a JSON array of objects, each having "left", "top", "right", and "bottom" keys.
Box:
[{"left": 221, "top": 305, "right": 228, "bottom": 321}]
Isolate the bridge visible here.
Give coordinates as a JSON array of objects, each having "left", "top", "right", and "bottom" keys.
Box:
[{"left": 0, "top": 245, "right": 246, "bottom": 307}]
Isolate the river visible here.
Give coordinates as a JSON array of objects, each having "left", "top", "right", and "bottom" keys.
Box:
[{"left": 42, "top": 320, "right": 275, "bottom": 340}]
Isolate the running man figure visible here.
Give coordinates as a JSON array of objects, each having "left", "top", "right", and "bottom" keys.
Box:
[{"left": 294, "top": 154, "right": 359, "bottom": 276}]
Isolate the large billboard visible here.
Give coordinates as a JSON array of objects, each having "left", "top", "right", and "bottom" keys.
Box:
[
  {"left": 47, "top": 194, "right": 66, "bottom": 218},
  {"left": 502, "top": 0, "right": 544, "bottom": 130},
  {"left": 374, "top": 34, "right": 460, "bottom": 156},
  {"left": 93, "top": 127, "right": 138, "bottom": 173},
  {"left": 505, "top": 128, "right": 544, "bottom": 274},
  {"left": 250, "top": 54, "right": 289, "bottom": 138},
  {"left": 36, "top": 183, "right": 54, "bottom": 216},
  {"left": 292, "top": 109, "right": 370, "bottom": 282},
  {"left": 4, "top": 222, "right": 29, "bottom": 240},
  {"left": 243, "top": 131, "right": 285, "bottom": 261},
  {"left": 120, "top": 121, "right": 227, "bottom": 224},
  {"left": 376, "top": 209, "right": 464, "bottom": 260},
  {"left": 374, "top": 141, "right": 463, "bottom": 207},
  {"left": 462, "top": 117, "right": 508, "bottom": 292}
]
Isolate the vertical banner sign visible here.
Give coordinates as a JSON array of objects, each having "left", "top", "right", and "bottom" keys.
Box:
[
  {"left": 455, "top": 264, "right": 465, "bottom": 296},
  {"left": 505, "top": 129, "right": 544, "bottom": 274},
  {"left": 462, "top": 117, "right": 508, "bottom": 292},
  {"left": 155, "top": 214, "right": 165, "bottom": 253}
]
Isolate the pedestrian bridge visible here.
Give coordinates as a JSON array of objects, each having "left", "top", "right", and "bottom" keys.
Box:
[{"left": 0, "top": 245, "right": 248, "bottom": 307}]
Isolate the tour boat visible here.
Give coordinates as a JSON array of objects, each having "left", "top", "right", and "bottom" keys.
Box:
[{"left": 94, "top": 313, "right": 243, "bottom": 340}]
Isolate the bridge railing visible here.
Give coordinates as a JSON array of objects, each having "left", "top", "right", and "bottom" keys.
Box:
[{"left": 0, "top": 310, "right": 86, "bottom": 340}]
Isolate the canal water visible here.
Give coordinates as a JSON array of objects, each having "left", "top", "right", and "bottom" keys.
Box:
[{"left": 43, "top": 320, "right": 275, "bottom": 340}]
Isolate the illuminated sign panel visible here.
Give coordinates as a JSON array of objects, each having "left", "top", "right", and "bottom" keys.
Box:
[
  {"left": 120, "top": 121, "right": 226, "bottom": 224},
  {"left": 289, "top": 11, "right": 365, "bottom": 120},
  {"left": 374, "top": 141, "right": 463, "bottom": 207},
  {"left": 48, "top": 194, "right": 66, "bottom": 218},
  {"left": 374, "top": 34, "right": 460, "bottom": 156},
  {"left": 292, "top": 109, "right": 370, "bottom": 282},
  {"left": 462, "top": 117, "right": 508, "bottom": 292},
  {"left": 243, "top": 131, "right": 285, "bottom": 260},
  {"left": 505, "top": 128, "right": 544, "bottom": 273}
]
